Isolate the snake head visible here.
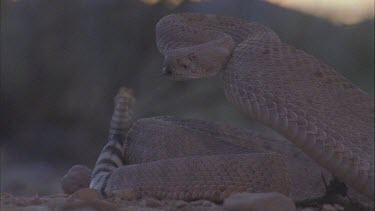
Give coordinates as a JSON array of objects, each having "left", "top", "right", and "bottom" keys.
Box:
[
  {"left": 162, "top": 50, "right": 207, "bottom": 80},
  {"left": 162, "top": 36, "right": 235, "bottom": 81}
]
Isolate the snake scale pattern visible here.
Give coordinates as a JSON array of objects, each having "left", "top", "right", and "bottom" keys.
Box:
[{"left": 91, "top": 13, "right": 374, "bottom": 204}]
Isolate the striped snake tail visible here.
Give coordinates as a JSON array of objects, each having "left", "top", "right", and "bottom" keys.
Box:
[{"left": 89, "top": 87, "right": 135, "bottom": 193}]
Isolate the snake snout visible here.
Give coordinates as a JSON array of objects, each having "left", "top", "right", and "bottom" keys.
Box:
[
  {"left": 163, "top": 65, "right": 173, "bottom": 76},
  {"left": 162, "top": 57, "right": 174, "bottom": 77}
]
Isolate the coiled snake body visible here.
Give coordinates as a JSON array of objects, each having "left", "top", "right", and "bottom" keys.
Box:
[{"left": 94, "top": 13, "right": 374, "bottom": 203}]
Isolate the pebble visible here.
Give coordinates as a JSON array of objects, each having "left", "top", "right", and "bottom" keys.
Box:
[
  {"left": 223, "top": 192, "right": 296, "bottom": 211},
  {"left": 61, "top": 165, "right": 92, "bottom": 194}
]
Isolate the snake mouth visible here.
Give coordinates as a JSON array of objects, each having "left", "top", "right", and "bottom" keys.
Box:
[
  {"left": 161, "top": 65, "right": 201, "bottom": 81},
  {"left": 165, "top": 72, "right": 213, "bottom": 81},
  {"left": 161, "top": 64, "right": 218, "bottom": 81}
]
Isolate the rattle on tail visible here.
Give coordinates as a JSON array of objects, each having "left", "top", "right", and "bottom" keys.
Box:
[{"left": 90, "top": 87, "right": 135, "bottom": 194}]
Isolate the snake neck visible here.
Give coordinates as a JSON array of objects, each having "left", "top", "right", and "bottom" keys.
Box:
[{"left": 221, "top": 41, "right": 374, "bottom": 198}]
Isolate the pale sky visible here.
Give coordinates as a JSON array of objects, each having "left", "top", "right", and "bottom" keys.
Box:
[
  {"left": 141, "top": 0, "right": 374, "bottom": 25},
  {"left": 265, "top": 0, "right": 374, "bottom": 25}
]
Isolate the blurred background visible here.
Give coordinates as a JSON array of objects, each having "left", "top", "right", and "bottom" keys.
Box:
[{"left": 1, "top": 0, "right": 374, "bottom": 196}]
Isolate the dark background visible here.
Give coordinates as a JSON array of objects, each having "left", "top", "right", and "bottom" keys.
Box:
[{"left": 1, "top": 0, "right": 373, "bottom": 195}]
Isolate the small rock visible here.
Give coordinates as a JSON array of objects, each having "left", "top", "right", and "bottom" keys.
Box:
[
  {"left": 322, "top": 204, "right": 337, "bottom": 211},
  {"left": 223, "top": 192, "right": 296, "bottom": 211},
  {"left": 69, "top": 188, "right": 102, "bottom": 201},
  {"left": 61, "top": 165, "right": 92, "bottom": 194}
]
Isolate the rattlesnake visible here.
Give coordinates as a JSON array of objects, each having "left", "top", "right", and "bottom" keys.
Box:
[{"left": 90, "top": 13, "right": 374, "bottom": 204}]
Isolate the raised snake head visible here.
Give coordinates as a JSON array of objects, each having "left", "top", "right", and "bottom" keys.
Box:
[{"left": 162, "top": 35, "right": 235, "bottom": 80}]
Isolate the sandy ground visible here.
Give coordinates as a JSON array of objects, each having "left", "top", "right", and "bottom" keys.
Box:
[
  {"left": 1, "top": 189, "right": 373, "bottom": 211},
  {"left": 1, "top": 160, "right": 373, "bottom": 211}
]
